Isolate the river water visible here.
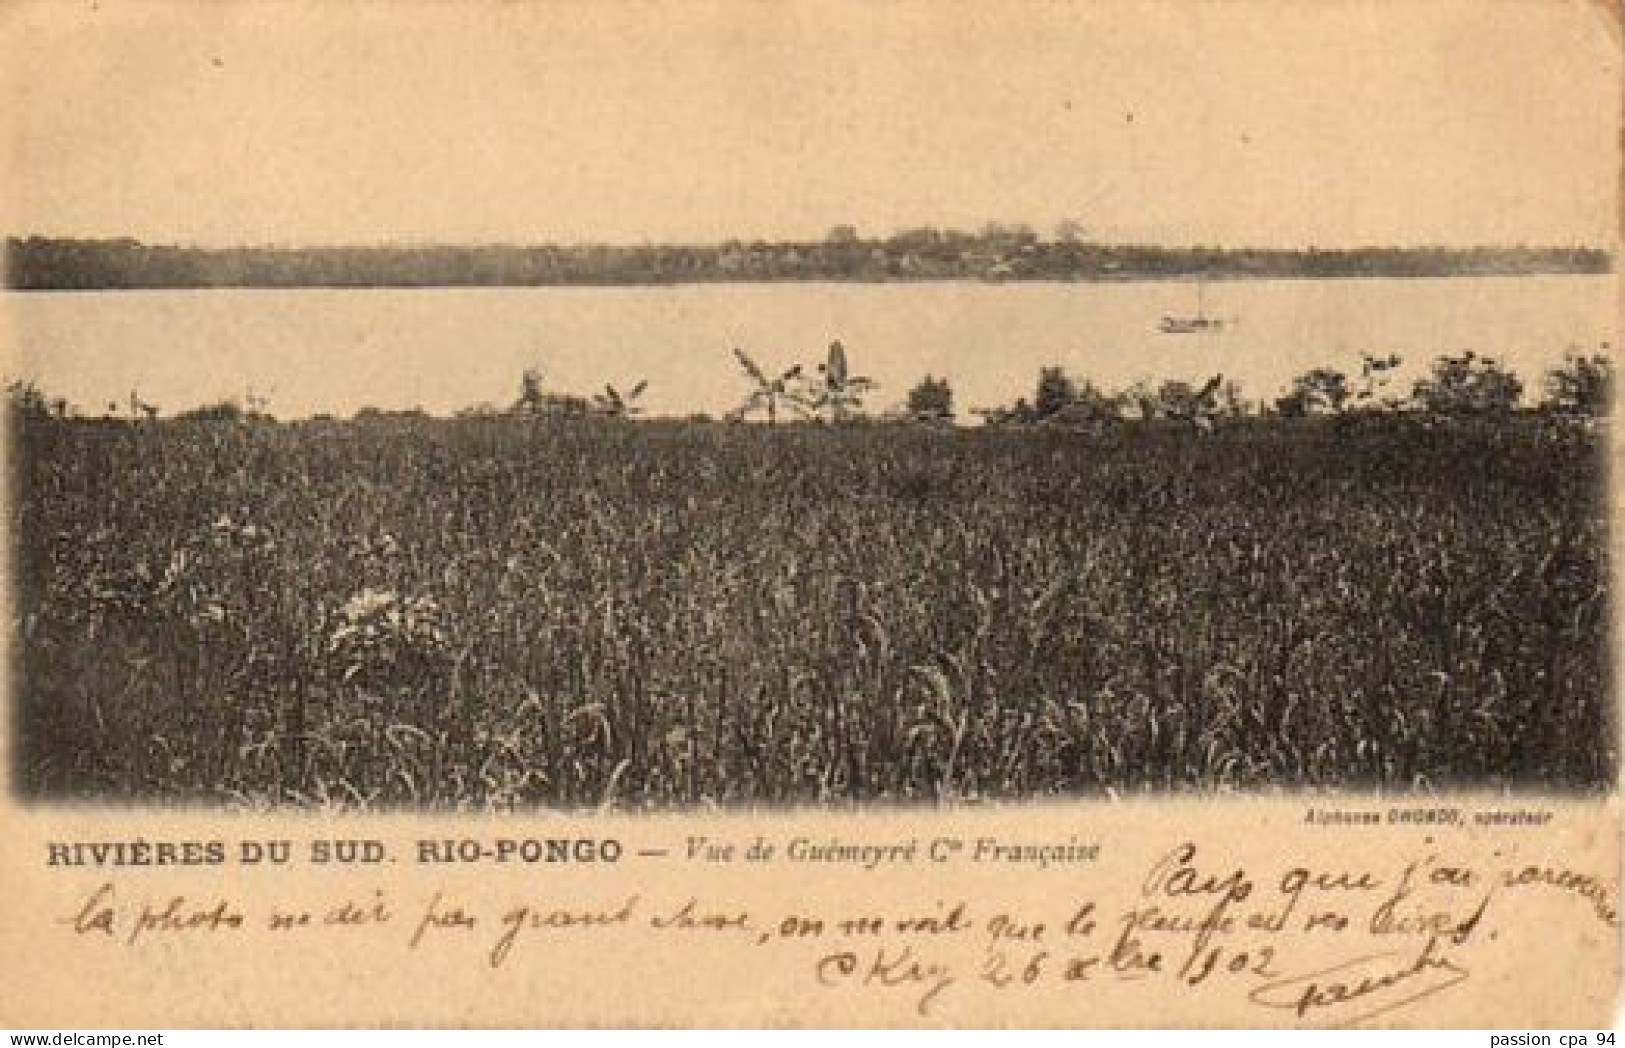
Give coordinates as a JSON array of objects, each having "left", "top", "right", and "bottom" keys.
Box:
[{"left": 4, "top": 275, "right": 1615, "bottom": 419}]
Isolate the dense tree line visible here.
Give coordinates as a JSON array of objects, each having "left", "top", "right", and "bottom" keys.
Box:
[{"left": 4, "top": 233, "right": 1611, "bottom": 289}]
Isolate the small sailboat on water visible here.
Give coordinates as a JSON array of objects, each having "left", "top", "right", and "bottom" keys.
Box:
[{"left": 1159, "top": 278, "right": 1226, "bottom": 335}]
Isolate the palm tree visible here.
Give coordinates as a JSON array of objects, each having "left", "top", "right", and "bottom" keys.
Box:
[
  {"left": 808, "top": 339, "right": 877, "bottom": 422},
  {"left": 515, "top": 366, "right": 546, "bottom": 414},
  {"left": 1165, "top": 374, "right": 1224, "bottom": 430},
  {"left": 593, "top": 380, "right": 648, "bottom": 419},
  {"left": 729, "top": 348, "right": 806, "bottom": 425}
]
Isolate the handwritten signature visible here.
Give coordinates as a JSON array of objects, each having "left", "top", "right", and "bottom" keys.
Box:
[{"left": 1247, "top": 935, "right": 1469, "bottom": 1026}]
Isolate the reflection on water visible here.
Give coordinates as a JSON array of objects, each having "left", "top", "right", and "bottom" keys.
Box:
[{"left": 4, "top": 275, "right": 1615, "bottom": 419}]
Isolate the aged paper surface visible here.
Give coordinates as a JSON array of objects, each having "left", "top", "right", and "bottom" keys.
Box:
[
  {"left": 0, "top": 0, "right": 1620, "bottom": 1029},
  {"left": 0, "top": 801, "right": 1619, "bottom": 1027}
]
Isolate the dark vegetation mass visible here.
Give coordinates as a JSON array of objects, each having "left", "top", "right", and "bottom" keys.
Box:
[
  {"left": 11, "top": 383, "right": 1611, "bottom": 806},
  {"left": 5, "top": 232, "right": 1610, "bottom": 290}
]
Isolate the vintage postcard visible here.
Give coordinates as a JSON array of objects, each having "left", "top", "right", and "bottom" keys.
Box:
[{"left": 0, "top": 0, "right": 1619, "bottom": 1029}]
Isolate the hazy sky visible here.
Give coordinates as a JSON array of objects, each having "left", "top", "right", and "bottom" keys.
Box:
[{"left": 1, "top": 0, "right": 1619, "bottom": 248}]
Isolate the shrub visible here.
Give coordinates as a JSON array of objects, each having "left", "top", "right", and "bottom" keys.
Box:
[
  {"left": 906, "top": 374, "right": 954, "bottom": 422},
  {"left": 1281, "top": 367, "right": 1350, "bottom": 416},
  {"left": 1412, "top": 352, "right": 1523, "bottom": 416},
  {"left": 1544, "top": 351, "right": 1612, "bottom": 417},
  {"left": 175, "top": 400, "right": 244, "bottom": 423},
  {"left": 1034, "top": 367, "right": 1076, "bottom": 419}
]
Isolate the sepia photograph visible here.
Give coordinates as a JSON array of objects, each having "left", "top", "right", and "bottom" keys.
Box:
[
  {"left": 4, "top": 0, "right": 1617, "bottom": 810},
  {"left": 1, "top": 1, "right": 1621, "bottom": 1033}
]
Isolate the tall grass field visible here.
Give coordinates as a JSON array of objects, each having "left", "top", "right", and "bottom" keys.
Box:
[{"left": 11, "top": 415, "right": 1611, "bottom": 806}]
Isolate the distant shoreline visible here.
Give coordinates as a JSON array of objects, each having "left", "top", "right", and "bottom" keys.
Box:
[
  {"left": 4, "top": 236, "right": 1610, "bottom": 291},
  {"left": 2, "top": 270, "right": 1616, "bottom": 294}
]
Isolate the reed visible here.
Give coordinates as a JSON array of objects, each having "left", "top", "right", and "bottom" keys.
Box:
[{"left": 12, "top": 413, "right": 1610, "bottom": 807}]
